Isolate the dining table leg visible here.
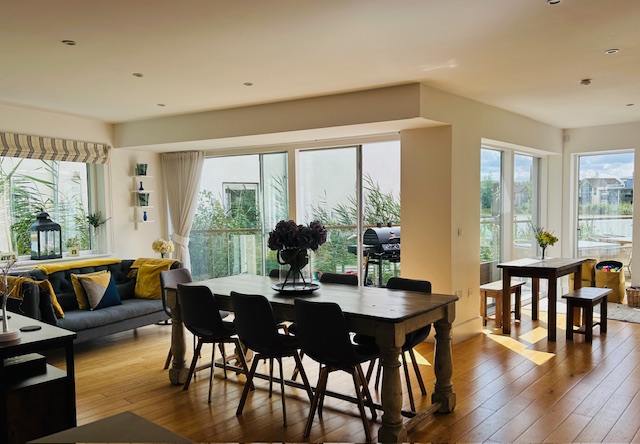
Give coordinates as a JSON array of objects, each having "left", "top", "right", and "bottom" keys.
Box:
[
  {"left": 502, "top": 270, "right": 512, "bottom": 334},
  {"left": 166, "top": 288, "right": 189, "bottom": 385},
  {"left": 547, "top": 276, "right": 557, "bottom": 341},
  {"left": 377, "top": 342, "right": 407, "bottom": 443},
  {"left": 431, "top": 317, "right": 456, "bottom": 413}
]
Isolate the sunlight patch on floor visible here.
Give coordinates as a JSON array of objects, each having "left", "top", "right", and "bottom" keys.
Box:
[
  {"left": 482, "top": 330, "right": 555, "bottom": 365},
  {"left": 406, "top": 350, "right": 432, "bottom": 366}
]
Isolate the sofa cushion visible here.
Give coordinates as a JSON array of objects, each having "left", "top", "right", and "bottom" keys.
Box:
[
  {"left": 56, "top": 298, "right": 163, "bottom": 331},
  {"left": 78, "top": 272, "right": 122, "bottom": 310},
  {"left": 71, "top": 270, "right": 108, "bottom": 309},
  {"left": 134, "top": 263, "right": 172, "bottom": 299}
]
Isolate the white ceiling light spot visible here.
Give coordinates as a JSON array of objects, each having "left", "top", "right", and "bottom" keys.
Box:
[{"left": 605, "top": 49, "right": 619, "bottom": 55}]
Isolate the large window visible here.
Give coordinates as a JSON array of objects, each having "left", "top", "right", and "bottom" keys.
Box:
[
  {"left": 480, "top": 148, "right": 540, "bottom": 283},
  {"left": 298, "top": 141, "right": 401, "bottom": 286},
  {"left": 577, "top": 152, "right": 633, "bottom": 270},
  {"left": 189, "top": 153, "right": 288, "bottom": 281},
  {"left": 0, "top": 157, "right": 90, "bottom": 255}
]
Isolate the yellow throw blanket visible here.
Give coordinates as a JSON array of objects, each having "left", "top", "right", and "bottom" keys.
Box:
[
  {"left": 4, "top": 275, "right": 64, "bottom": 318},
  {"left": 127, "top": 258, "right": 178, "bottom": 279},
  {"left": 34, "top": 258, "right": 121, "bottom": 275}
]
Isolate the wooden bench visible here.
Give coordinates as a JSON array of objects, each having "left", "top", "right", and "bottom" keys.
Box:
[
  {"left": 479, "top": 279, "right": 526, "bottom": 327},
  {"left": 562, "top": 287, "right": 611, "bottom": 343}
]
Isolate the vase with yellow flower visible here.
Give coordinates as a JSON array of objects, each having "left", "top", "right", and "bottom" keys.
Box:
[
  {"left": 533, "top": 226, "right": 558, "bottom": 260},
  {"left": 152, "top": 238, "right": 174, "bottom": 258}
]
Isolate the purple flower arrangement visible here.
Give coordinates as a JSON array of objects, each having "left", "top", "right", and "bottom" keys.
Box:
[{"left": 267, "top": 220, "right": 327, "bottom": 252}]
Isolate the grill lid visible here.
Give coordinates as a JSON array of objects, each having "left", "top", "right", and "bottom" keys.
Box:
[{"left": 363, "top": 225, "right": 400, "bottom": 245}]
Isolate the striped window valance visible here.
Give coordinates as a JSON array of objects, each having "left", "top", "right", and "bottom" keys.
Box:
[{"left": 0, "top": 131, "right": 110, "bottom": 164}]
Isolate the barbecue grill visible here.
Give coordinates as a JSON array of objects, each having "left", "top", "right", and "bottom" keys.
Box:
[{"left": 348, "top": 224, "right": 400, "bottom": 286}]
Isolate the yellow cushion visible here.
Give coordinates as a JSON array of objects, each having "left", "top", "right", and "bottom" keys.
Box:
[
  {"left": 134, "top": 263, "right": 173, "bottom": 299},
  {"left": 71, "top": 270, "right": 108, "bottom": 310}
]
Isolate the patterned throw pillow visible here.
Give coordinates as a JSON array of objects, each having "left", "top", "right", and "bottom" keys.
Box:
[
  {"left": 71, "top": 270, "right": 108, "bottom": 310},
  {"left": 77, "top": 272, "right": 122, "bottom": 310}
]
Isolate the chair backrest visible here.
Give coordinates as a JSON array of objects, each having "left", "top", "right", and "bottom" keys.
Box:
[
  {"left": 268, "top": 269, "right": 280, "bottom": 278},
  {"left": 386, "top": 277, "right": 431, "bottom": 293},
  {"left": 294, "top": 298, "right": 361, "bottom": 367},
  {"left": 319, "top": 272, "right": 358, "bottom": 286},
  {"left": 230, "top": 291, "right": 286, "bottom": 353},
  {"left": 177, "top": 284, "right": 228, "bottom": 338},
  {"left": 159, "top": 268, "right": 193, "bottom": 316}
]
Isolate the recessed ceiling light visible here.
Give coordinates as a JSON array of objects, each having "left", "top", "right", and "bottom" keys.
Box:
[
  {"left": 157, "top": 103, "right": 165, "bottom": 107},
  {"left": 61, "top": 40, "right": 76, "bottom": 46},
  {"left": 580, "top": 78, "right": 592, "bottom": 86},
  {"left": 547, "top": 0, "right": 562, "bottom": 4},
  {"left": 605, "top": 48, "right": 619, "bottom": 54},
  {"left": 243, "top": 82, "right": 253, "bottom": 86},
  {"left": 132, "top": 73, "right": 144, "bottom": 78},
  {"left": 626, "top": 103, "right": 634, "bottom": 107}
]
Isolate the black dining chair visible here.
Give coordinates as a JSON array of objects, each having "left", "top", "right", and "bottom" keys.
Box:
[
  {"left": 319, "top": 272, "right": 358, "bottom": 286},
  {"left": 231, "top": 291, "right": 313, "bottom": 427},
  {"left": 294, "top": 298, "right": 379, "bottom": 442},
  {"left": 176, "top": 283, "right": 249, "bottom": 403},
  {"left": 354, "top": 276, "right": 432, "bottom": 412},
  {"left": 160, "top": 268, "right": 230, "bottom": 370}
]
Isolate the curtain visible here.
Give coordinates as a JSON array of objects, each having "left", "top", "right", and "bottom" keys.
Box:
[
  {"left": 161, "top": 151, "right": 204, "bottom": 270},
  {"left": 0, "top": 131, "right": 110, "bottom": 164}
]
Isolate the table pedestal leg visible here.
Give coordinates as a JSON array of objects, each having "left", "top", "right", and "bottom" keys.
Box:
[
  {"left": 378, "top": 345, "right": 407, "bottom": 443},
  {"left": 167, "top": 289, "right": 189, "bottom": 385},
  {"left": 431, "top": 318, "right": 456, "bottom": 413}
]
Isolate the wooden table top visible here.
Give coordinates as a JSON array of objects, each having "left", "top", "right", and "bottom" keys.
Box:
[
  {"left": 497, "top": 257, "right": 587, "bottom": 273},
  {"left": 0, "top": 312, "right": 76, "bottom": 357},
  {"left": 182, "top": 274, "right": 458, "bottom": 325}
]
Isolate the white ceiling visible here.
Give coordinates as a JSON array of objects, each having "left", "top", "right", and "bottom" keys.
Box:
[{"left": 2, "top": 0, "right": 639, "bottom": 134}]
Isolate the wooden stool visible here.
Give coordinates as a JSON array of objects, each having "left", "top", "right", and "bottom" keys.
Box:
[
  {"left": 479, "top": 280, "right": 525, "bottom": 327},
  {"left": 562, "top": 287, "right": 611, "bottom": 343}
]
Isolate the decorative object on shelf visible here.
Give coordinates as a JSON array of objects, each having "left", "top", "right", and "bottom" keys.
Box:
[
  {"left": 268, "top": 220, "right": 327, "bottom": 293},
  {"left": 152, "top": 238, "right": 174, "bottom": 258},
  {"left": 66, "top": 237, "right": 80, "bottom": 257},
  {"left": 135, "top": 163, "right": 148, "bottom": 176},
  {"left": 139, "top": 181, "right": 144, "bottom": 191},
  {"left": 0, "top": 256, "right": 21, "bottom": 341},
  {"left": 143, "top": 211, "right": 148, "bottom": 221},
  {"left": 533, "top": 225, "right": 558, "bottom": 260},
  {"left": 138, "top": 193, "right": 150, "bottom": 207},
  {"left": 30, "top": 211, "right": 63, "bottom": 260}
]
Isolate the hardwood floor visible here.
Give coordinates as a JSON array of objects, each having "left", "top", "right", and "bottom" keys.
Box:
[{"left": 48, "top": 309, "right": 640, "bottom": 442}]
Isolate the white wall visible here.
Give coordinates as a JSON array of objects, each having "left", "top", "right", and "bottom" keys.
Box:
[{"left": 108, "top": 149, "right": 167, "bottom": 259}]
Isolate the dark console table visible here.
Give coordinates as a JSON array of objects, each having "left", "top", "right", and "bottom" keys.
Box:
[{"left": 0, "top": 312, "right": 77, "bottom": 443}]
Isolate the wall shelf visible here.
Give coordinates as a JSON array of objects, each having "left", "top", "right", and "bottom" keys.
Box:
[{"left": 132, "top": 171, "right": 155, "bottom": 230}]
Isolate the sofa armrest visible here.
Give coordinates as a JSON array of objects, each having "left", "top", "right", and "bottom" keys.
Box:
[{"left": 7, "top": 280, "right": 57, "bottom": 325}]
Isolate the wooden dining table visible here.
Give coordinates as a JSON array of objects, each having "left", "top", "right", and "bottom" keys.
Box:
[
  {"left": 165, "top": 274, "right": 458, "bottom": 443},
  {"left": 497, "top": 257, "right": 587, "bottom": 341}
]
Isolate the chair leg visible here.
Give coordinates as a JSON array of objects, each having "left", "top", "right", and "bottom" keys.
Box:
[
  {"left": 293, "top": 350, "right": 314, "bottom": 401},
  {"left": 351, "top": 367, "right": 372, "bottom": 442},
  {"left": 365, "top": 357, "right": 377, "bottom": 383},
  {"left": 164, "top": 348, "right": 172, "bottom": 370},
  {"left": 183, "top": 340, "right": 203, "bottom": 391},
  {"left": 208, "top": 340, "right": 216, "bottom": 403},
  {"left": 269, "top": 358, "right": 274, "bottom": 397},
  {"left": 278, "top": 357, "right": 287, "bottom": 427},
  {"left": 408, "top": 348, "right": 427, "bottom": 395},
  {"left": 291, "top": 349, "right": 305, "bottom": 381},
  {"left": 357, "top": 363, "right": 377, "bottom": 421},
  {"left": 232, "top": 338, "right": 254, "bottom": 390},
  {"left": 219, "top": 343, "right": 228, "bottom": 379},
  {"left": 374, "top": 360, "right": 382, "bottom": 391},
  {"left": 401, "top": 351, "right": 416, "bottom": 412},
  {"left": 304, "top": 366, "right": 329, "bottom": 438},
  {"left": 236, "top": 356, "right": 261, "bottom": 416}
]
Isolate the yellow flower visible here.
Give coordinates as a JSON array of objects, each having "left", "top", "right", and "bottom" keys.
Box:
[{"left": 533, "top": 226, "right": 558, "bottom": 248}]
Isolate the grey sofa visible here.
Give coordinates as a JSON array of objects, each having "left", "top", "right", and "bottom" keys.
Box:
[{"left": 8, "top": 259, "right": 181, "bottom": 343}]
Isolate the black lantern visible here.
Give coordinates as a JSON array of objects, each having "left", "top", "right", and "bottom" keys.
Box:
[{"left": 30, "top": 211, "right": 62, "bottom": 260}]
